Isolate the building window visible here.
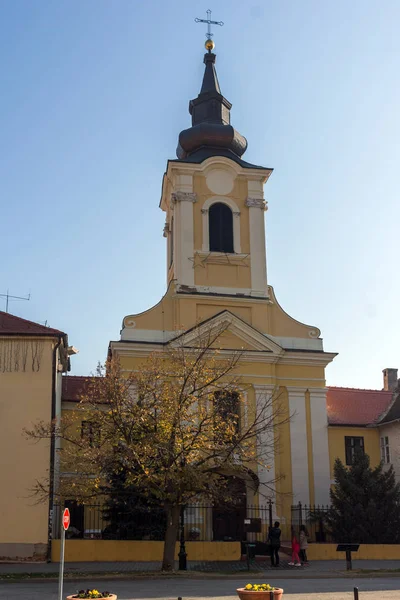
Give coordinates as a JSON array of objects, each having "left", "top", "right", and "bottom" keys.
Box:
[
  {"left": 380, "top": 436, "right": 391, "bottom": 464},
  {"left": 81, "top": 420, "right": 100, "bottom": 448},
  {"left": 345, "top": 436, "right": 364, "bottom": 466},
  {"left": 214, "top": 391, "right": 240, "bottom": 442},
  {"left": 209, "top": 202, "right": 234, "bottom": 253}
]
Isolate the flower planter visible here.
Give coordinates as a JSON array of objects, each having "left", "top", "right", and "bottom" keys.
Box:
[
  {"left": 67, "top": 596, "right": 117, "bottom": 600},
  {"left": 236, "top": 588, "right": 283, "bottom": 600}
]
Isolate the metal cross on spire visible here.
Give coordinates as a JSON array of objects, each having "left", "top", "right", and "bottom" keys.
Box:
[{"left": 195, "top": 9, "right": 224, "bottom": 41}]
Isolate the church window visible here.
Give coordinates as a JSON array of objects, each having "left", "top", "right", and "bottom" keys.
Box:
[
  {"left": 209, "top": 202, "right": 234, "bottom": 253},
  {"left": 81, "top": 420, "right": 101, "bottom": 448},
  {"left": 345, "top": 436, "right": 364, "bottom": 466},
  {"left": 380, "top": 436, "right": 390, "bottom": 464},
  {"left": 214, "top": 391, "right": 240, "bottom": 443}
]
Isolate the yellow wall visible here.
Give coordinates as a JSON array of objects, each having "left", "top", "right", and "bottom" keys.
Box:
[
  {"left": 328, "top": 427, "right": 380, "bottom": 477},
  {"left": 308, "top": 544, "right": 400, "bottom": 561},
  {"left": 0, "top": 336, "right": 55, "bottom": 557},
  {"left": 50, "top": 539, "right": 400, "bottom": 562},
  {"left": 51, "top": 540, "right": 240, "bottom": 562}
]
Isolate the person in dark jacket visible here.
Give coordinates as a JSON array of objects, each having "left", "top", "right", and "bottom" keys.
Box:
[{"left": 268, "top": 521, "right": 281, "bottom": 567}]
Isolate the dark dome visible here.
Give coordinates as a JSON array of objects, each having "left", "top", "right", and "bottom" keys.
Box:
[{"left": 176, "top": 51, "right": 248, "bottom": 161}]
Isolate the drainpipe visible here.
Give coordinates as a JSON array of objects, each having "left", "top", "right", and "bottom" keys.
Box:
[{"left": 46, "top": 335, "right": 63, "bottom": 563}]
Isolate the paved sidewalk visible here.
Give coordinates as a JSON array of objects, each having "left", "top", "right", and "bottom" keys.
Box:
[{"left": 0, "top": 559, "right": 399, "bottom": 577}]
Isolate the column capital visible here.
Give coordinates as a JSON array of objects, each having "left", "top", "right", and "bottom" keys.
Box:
[
  {"left": 308, "top": 387, "right": 328, "bottom": 396},
  {"left": 253, "top": 384, "right": 276, "bottom": 392},
  {"left": 286, "top": 386, "right": 307, "bottom": 394},
  {"left": 172, "top": 191, "right": 197, "bottom": 203},
  {"left": 245, "top": 197, "right": 268, "bottom": 210}
]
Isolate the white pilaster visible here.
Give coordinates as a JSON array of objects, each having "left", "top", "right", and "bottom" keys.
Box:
[
  {"left": 254, "top": 385, "right": 276, "bottom": 505},
  {"left": 288, "top": 387, "right": 310, "bottom": 505},
  {"left": 171, "top": 191, "right": 196, "bottom": 287},
  {"left": 309, "top": 388, "right": 331, "bottom": 505},
  {"left": 245, "top": 197, "right": 268, "bottom": 297}
]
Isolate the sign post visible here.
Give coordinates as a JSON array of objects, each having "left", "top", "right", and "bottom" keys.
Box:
[{"left": 58, "top": 507, "right": 70, "bottom": 600}]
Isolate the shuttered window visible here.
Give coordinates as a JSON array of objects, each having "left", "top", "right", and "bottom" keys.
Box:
[{"left": 345, "top": 436, "right": 364, "bottom": 466}]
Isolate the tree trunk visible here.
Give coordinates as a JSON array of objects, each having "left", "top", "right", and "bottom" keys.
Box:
[{"left": 162, "top": 504, "right": 180, "bottom": 571}]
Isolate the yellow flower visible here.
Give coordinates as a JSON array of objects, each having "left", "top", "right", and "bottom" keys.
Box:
[{"left": 245, "top": 584, "right": 253, "bottom": 590}]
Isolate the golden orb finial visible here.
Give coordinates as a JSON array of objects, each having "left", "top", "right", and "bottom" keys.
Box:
[{"left": 205, "top": 38, "right": 215, "bottom": 51}]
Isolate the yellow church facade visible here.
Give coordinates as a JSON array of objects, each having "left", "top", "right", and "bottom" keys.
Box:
[
  {"left": 109, "top": 45, "right": 337, "bottom": 533},
  {"left": 3, "top": 40, "right": 400, "bottom": 564}
]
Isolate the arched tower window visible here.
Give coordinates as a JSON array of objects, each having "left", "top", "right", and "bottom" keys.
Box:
[{"left": 209, "top": 202, "right": 234, "bottom": 253}]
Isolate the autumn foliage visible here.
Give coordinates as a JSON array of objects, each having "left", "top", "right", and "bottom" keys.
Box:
[{"left": 26, "top": 322, "right": 287, "bottom": 570}]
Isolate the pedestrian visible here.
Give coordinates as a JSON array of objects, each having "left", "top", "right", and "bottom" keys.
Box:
[
  {"left": 268, "top": 521, "right": 281, "bottom": 567},
  {"left": 288, "top": 527, "right": 301, "bottom": 566},
  {"left": 299, "top": 524, "right": 309, "bottom": 565}
]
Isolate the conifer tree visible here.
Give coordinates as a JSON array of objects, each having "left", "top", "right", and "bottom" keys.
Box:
[{"left": 327, "top": 451, "right": 400, "bottom": 543}]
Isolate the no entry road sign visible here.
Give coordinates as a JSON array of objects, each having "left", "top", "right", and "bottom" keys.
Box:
[
  {"left": 62, "top": 507, "right": 70, "bottom": 531},
  {"left": 59, "top": 507, "right": 70, "bottom": 600}
]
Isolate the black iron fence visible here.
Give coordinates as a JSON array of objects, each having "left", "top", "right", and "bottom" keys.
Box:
[
  {"left": 291, "top": 502, "right": 332, "bottom": 543},
  {"left": 52, "top": 501, "right": 274, "bottom": 545}
]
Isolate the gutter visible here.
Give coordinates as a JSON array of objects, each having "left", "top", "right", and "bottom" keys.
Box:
[{"left": 46, "top": 334, "right": 64, "bottom": 562}]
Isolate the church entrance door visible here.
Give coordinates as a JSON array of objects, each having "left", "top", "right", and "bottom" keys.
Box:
[{"left": 212, "top": 477, "right": 247, "bottom": 541}]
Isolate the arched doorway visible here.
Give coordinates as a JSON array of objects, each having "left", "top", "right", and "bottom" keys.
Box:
[{"left": 212, "top": 477, "right": 247, "bottom": 541}]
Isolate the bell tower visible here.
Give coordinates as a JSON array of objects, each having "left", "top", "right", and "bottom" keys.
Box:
[
  {"left": 116, "top": 26, "right": 337, "bottom": 515},
  {"left": 161, "top": 41, "right": 273, "bottom": 298}
]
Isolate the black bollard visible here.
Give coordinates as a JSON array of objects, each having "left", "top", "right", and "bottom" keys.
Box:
[
  {"left": 270, "top": 591, "right": 274, "bottom": 600},
  {"left": 354, "top": 588, "right": 359, "bottom": 600}
]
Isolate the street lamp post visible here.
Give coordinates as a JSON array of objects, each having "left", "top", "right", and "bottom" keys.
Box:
[{"left": 178, "top": 505, "right": 187, "bottom": 570}]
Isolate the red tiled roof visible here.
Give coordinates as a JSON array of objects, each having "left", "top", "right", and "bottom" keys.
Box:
[
  {"left": 327, "top": 387, "right": 393, "bottom": 426},
  {"left": 62, "top": 376, "right": 90, "bottom": 402},
  {"left": 0, "top": 311, "right": 64, "bottom": 336}
]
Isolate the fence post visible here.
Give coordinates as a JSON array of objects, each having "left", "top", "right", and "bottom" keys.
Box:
[
  {"left": 268, "top": 500, "right": 273, "bottom": 529},
  {"left": 298, "top": 502, "right": 302, "bottom": 528},
  {"left": 178, "top": 505, "right": 187, "bottom": 570}
]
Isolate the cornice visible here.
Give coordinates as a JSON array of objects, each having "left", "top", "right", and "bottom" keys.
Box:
[
  {"left": 173, "top": 290, "right": 271, "bottom": 303},
  {"left": 279, "top": 352, "right": 337, "bottom": 367},
  {"left": 166, "top": 156, "right": 273, "bottom": 182}
]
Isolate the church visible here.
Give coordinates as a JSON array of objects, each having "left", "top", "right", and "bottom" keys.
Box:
[
  {"left": 109, "top": 36, "right": 337, "bottom": 532},
  {"left": 2, "top": 32, "right": 400, "bottom": 563}
]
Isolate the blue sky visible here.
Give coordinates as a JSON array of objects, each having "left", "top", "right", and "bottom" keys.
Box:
[{"left": 0, "top": 1, "right": 398, "bottom": 389}]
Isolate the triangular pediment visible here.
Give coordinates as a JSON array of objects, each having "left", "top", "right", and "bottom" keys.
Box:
[{"left": 171, "top": 310, "right": 284, "bottom": 356}]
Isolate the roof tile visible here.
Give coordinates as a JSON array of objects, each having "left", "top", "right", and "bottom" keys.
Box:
[
  {"left": 327, "top": 387, "right": 393, "bottom": 426},
  {"left": 0, "top": 311, "right": 64, "bottom": 336},
  {"left": 62, "top": 376, "right": 90, "bottom": 402}
]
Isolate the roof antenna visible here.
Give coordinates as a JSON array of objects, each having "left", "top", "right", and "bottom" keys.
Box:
[{"left": 0, "top": 290, "right": 31, "bottom": 313}]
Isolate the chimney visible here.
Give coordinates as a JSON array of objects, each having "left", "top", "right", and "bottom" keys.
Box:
[{"left": 383, "top": 368, "right": 398, "bottom": 391}]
